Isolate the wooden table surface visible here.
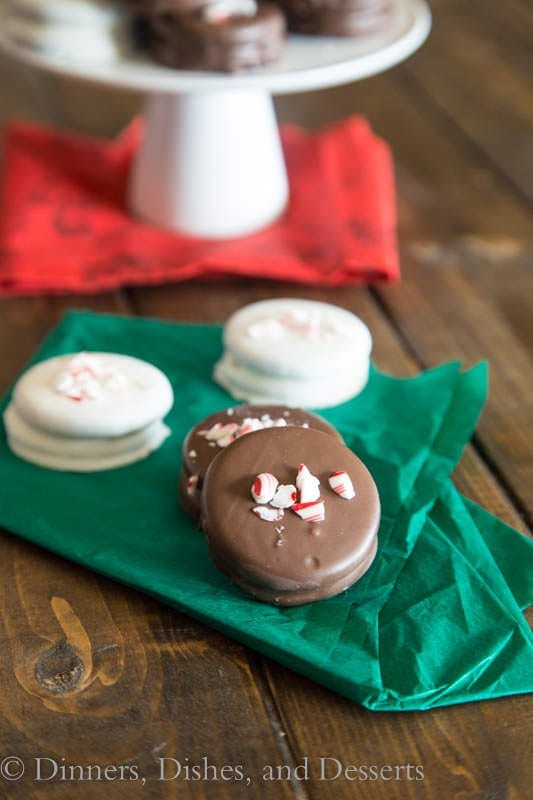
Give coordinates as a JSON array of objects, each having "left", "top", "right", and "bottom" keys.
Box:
[{"left": 0, "top": 1, "right": 532, "bottom": 797}]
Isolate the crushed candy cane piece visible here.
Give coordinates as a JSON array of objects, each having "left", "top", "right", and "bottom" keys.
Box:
[
  {"left": 251, "top": 473, "right": 278, "bottom": 504},
  {"left": 247, "top": 317, "right": 285, "bottom": 341},
  {"left": 271, "top": 484, "right": 298, "bottom": 509},
  {"left": 198, "top": 415, "right": 294, "bottom": 449},
  {"left": 291, "top": 499, "right": 326, "bottom": 523},
  {"left": 296, "top": 463, "right": 320, "bottom": 503},
  {"left": 201, "top": 422, "right": 239, "bottom": 443},
  {"left": 252, "top": 506, "right": 285, "bottom": 522},
  {"left": 204, "top": 0, "right": 257, "bottom": 24},
  {"left": 186, "top": 475, "right": 199, "bottom": 496},
  {"left": 54, "top": 352, "right": 128, "bottom": 402},
  {"left": 328, "top": 470, "right": 356, "bottom": 500}
]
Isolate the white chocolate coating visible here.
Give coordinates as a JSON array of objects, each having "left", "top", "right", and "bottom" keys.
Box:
[
  {"left": 10, "top": 0, "right": 121, "bottom": 25},
  {"left": 214, "top": 352, "right": 369, "bottom": 408},
  {"left": 6, "top": 0, "right": 127, "bottom": 63},
  {"left": 4, "top": 404, "right": 170, "bottom": 472},
  {"left": 214, "top": 299, "right": 372, "bottom": 408},
  {"left": 12, "top": 353, "right": 173, "bottom": 438},
  {"left": 4, "top": 352, "right": 173, "bottom": 472}
]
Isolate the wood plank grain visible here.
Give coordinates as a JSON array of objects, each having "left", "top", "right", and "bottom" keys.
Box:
[
  {"left": 0, "top": 533, "right": 298, "bottom": 800},
  {"left": 400, "top": 0, "right": 533, "bottom": 204},
  {"left": 261, "top": 661, "right": 532, "bottom": 800},
  {"left": 433, "top": 0, "right": 533, "bottom": 67},
  {"left": 377, "top": 249, "right": 533, "bottom": 526},
  {"left": 0, "top": 51, "right": 139, "bottom": 136}
]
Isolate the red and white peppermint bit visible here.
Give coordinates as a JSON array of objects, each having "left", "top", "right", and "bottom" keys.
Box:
[
  {"left": 296, "top": 463, "right": 310, "bottom": 483},
  {"left": 251, "top": 472, "right": 278, "bottom": 505},
  {"left": 198, "top": 422, "right": 238, "bottom": 446},
  {"left": 199, "top": 415, "right": 289, "bottom": 449},
  {"left": 204, "top": 0, "right": 257, "bottom": 24},
  {"left": 247, "top": 317, "right": 285, "bottom": 341},
  {"left": 252, "top": 506, "right": 284, "bottom": 522},
  {"left": 236, "top": 417, "right": 264, "bottom": 436},
  {"left": 186, "top": 474, "right": 199, "bottom": 496},
  {"left": 328, "top": 470, "right": 356, "bottom": 500},
  {"left": 291, "top": 500, "right": 326, "bottom": 523},
  {"left": 296, "top": 463, "right": 320, "bottom": 503},
  {"left": 54, "top": 352, "right": 127, "bottom": 402},
  {"left": 271, "top": 484, "right": 298, "bottom": 509}
]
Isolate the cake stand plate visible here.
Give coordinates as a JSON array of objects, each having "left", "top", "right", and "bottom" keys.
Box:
[{"left": 0, "top": 0, "right": 431, "bottom": 237}]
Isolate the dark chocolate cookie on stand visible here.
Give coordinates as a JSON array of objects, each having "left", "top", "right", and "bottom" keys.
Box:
[
  {"left": 179, "top": 404, "right": 341, "bottom": 521},
  {"left": 201, "top": 426, "right": 380, "bottom": 606},
  {"left": 281, "top": 0, "right": 393, "bottom": 36},
  {"left": 127, "top": 0, "right": 209, "bottom": 46},
  {"left": 145, "top": 0, "right": 287, "bottom": 72}
]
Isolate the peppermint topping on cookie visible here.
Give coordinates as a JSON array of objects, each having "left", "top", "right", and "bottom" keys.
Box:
[
  {"left": 250, "top": 465, "right": 353, "bottom": 524},
  {"left": 328, "top": 470, "right": 356, "bottom": 500},
  {"left": 296, "top": 463, "right": 321, "bottom": 503},
  {"left": 54, "top": 353, "right": 127, "bottom": 402},
  {"left": 252, "top": 506, "right": 284, "bottom": 522},
  {"left": 247, "top": 318, "right": 285, "bottom": 341},
  {"left": 187, "top": 474, "right": 199, "bottom": 496},
  {"left": 251, "top": 473, "right": 278, "bottom": 504},
  {"left": 199, "top": 414, "right": 289, "bottom": 449},
  {"left": 204, "top": 0, "right": 257, "bottom": 24},
  {"left": 271, "top": 484, "right": 298, "bottom": 509},
  {"left": 291, "top": 500, "right": 326, "bottom": 523},
  {"left": 246, "top": 308, "right": 344, "bottom": 343}
]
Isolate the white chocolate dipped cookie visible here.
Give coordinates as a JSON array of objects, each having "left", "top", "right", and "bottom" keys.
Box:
[
  {"left": 214, "top": 299, "right": 372, "bottom": 408},
  {"left": 5, "top": 0, "right": 128, "bottom": 63},
  {"left": 3, "top": 352, "right": 174, "bottom": 471}
]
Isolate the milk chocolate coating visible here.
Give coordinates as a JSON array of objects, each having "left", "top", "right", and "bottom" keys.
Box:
[
  {"left": 179, "top": 404, "right": 341, "bottom": 520},
  {"left": 282, "top": 0, "right": 393, "bottom": 36},
  {"left": 201, "top": 426, "right": 380, "bottom": 605},
  {"left": 146, "top": 3, "right": 286, "bottom": 72}
]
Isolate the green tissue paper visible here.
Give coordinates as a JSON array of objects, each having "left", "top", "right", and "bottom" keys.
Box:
[{"left": 0, "top": 312, "right": 531, "bottom": 711}]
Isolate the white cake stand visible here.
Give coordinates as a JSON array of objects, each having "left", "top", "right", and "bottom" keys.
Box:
[{"left": 0, "top": 0, "right": 430, "bottom": 238}]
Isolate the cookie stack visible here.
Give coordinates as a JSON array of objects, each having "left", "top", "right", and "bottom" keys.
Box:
[
  {"left": 129, "top": 0, "right": 287, "bottom": 72},
  {"left": 179, "top": 403, "right": 341, "bottom": 520},
  {"left": 5, "top": 0, "right": 128, "bottom": 64},
  {"left": 201, "top": 424, "right": 380, "bottom": 605},
  {"left": 4, "top": 352, "right": 174, "bottom": 471},
  {"left": 214, "top": 299, "right": 373, "bottom": 408},
  {"left": 178, "top": 403, "right": 380, "bottom": 606}
]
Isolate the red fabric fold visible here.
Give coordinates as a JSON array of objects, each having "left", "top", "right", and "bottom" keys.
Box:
[{"left": 0, "top": 116, "right": 399, "bottom": 296}]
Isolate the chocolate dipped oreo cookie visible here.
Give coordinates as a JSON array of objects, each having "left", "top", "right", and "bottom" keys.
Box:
[
  {"left": 146, "top": 1, "right": 286, "bottom": 72},
  {"left": 180, "top": 404, "right": 341, "bottom": 520},
  {"left": 129, "top": 0, "right": 209, "bottom": 46},
  {"left": 214, "top": 299, "right": 373, "bottom": 408},
  {"left": 201, "top": 426, "right": 380, "bottom": 606},
  {"left": 281, "top": 0, "right": 393, "bottom": 36}
]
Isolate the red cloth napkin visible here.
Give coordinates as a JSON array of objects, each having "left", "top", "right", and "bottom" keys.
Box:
[{"left": 0, "top": 117, "right": 398, "bottom": 296}]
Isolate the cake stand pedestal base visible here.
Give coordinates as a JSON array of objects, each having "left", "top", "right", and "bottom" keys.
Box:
[{"left": 129, "top": 89, "right": 289, "bottom": 239}]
